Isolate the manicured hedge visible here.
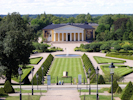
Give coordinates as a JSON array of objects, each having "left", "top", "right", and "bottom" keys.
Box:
[
  {"left": 98, "top": 75, "right": 105, "bottom": 84},
  {"left": 115, "top": 86, "right": 122, "bottom": 94},
  {"left": 106, "top": 53, "right": 133, "bottom": 60},
  {"left": 32, "top": 54, "right": 54, "bottom": 85},
  {"left": 121, "top": 81, "right": 133, "bottom": 100},
  {"left": 82, "top": 53, "right": 96, "bottom": 83}
]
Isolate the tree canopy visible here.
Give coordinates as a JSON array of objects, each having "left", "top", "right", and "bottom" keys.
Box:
[{"left": 0, "top": 12, "right": 35, "bottom": 82}]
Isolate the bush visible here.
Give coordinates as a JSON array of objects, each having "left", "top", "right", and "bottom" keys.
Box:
[
  {"left": 0, "top": 87, "right": 8, "bottom": 97},
  {"left": 121, "top": 81, "right": 133, "bottom": 100},
  {"left": 80, "top": 44, "right": 84, "bottom": 48},
  {"left": 84, "top": 44, "right": 90, "bottom": 49},
  {"left": 82, "top": 53, "right": 96, "bottom": 83},
  {"left": 115, "top": 86, "right": 122, "bottom": 94},
  {"left": 100, "top": 43, "right": 110, "bottom": 51},
  {"left": 4, "top": 80, "right": 15, "bottom": 93},
  {"left": 114, "top": 45, "right": 121, "bottom": 52},
  {"left": 32, "top": 54, "right": 54, "bottom": 85},
  {"left": 123, "top": 45, "right": 132, "bottom": 52},
  {"left": 98, "top": 75, "right": 105, "bottom": 84},
  {"left": 130, "top": 95, "right": 133, "bottom": 100},
  {"left": 90, "top": 43, "right": 102, "bottom": 52},
  {"left": 108, "top": 80, "right": 118, "bottom": 93}
]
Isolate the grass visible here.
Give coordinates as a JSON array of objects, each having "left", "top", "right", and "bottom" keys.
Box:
[
  {"left": 80, "top": 95, "right": 114, "bottom": 100},
  {"left": 100, "top": 64, "right": 133, "bottom": 77},
  {"left": 14, "top": 88, "right": 47, "bottom": 93},
  {"left": 12, "top": 65, "right": 34, "bottom": 82},
  {"left": 78, "top": 88, "right": 109, "bottom": 93},
  {"left": 5, "top": 95, "right": 40, "bottom": 100},
  {"left": 93, "top": 56, "right": 126, "bottom": 64},
  {"left": 30, "top": 57, "right": 43, "bottom": 64},
  {"left": 47, "top": 58, "right": 86, "bottom": 83}
]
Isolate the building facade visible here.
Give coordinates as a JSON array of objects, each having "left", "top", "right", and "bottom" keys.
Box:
[{"left": 42, "top": 23, "right": 98, "bottom": 42}]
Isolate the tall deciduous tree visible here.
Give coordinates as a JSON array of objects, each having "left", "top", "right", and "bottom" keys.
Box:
[{"left": 0, "top": 12, "right": 35, "bottom": 82}]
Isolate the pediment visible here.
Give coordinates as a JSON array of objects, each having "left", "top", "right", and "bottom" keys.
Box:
[{"left": 54, "top": 25, "right": 83, "bottom": 30}]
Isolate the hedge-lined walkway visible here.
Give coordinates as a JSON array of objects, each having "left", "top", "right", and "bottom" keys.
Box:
[{"left": 28, "top": 53, "right": 50, "bottom": 81}]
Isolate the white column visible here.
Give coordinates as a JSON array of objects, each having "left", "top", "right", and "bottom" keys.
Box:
[
  {"left": 66, "top": 33, "right": 68, "bottom": 41},
  {"left": 70, "top": 33, "right": 72, "bottom": 41},
  {"left": 62, "top": 33, "right": 64, "bottom": 41},
  {"left": 78, "top": 33, "right": 80, "bottom": 41},
  {"left": 82, "top": 33, "right": 84, "bottom": 41},
  {"left": 74, "top": 33, "right": 76, "bottom": 41},
  {"left": 58, "top": 33, "right": 60, "bottom": 41},
  {"left": 54, "top": 33, "right": 56, "bottom": 41}
]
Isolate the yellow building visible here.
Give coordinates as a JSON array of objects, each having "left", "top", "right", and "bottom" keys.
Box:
[{"left": 42, "top": 23, "right": 98, "bottom": 42}]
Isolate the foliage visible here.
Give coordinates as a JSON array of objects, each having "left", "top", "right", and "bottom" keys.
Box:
[
  {"left": 0, "top": 12, "right": 35, "bottom": 82},
  {"left": 32, "top": 54, "right": 54, "bottom": 85},
  {"left": 108, "top": 80, "right": 119, "bottom": 93},
  {"left": 100, "top": 43, "right": 110, "bottom": 51},
  {"left": 4, "top": 80, "right": 15, "bottom": 93},
  {"left": 122, "top": 44, "right": 132, "bottom": 52},
  {"left": 130, "top": 95, "right": 133, "bottom": 100},
  {"left": 114, "top": 45, "right": 121, "bottom": 52},
  {"left": 98, "top": 75, "right": 105, "bottom": 84},
  {"left": 115, "top": 86, "right": 122, "bottom": 94},
  {"left": 32, "top": 42, "right": 49, "bottom": 52},
  {"left": 106, "top": 53, "right": 133, "bottom": 60},
  {"left": 82, "top": 53, "right": 96, "bottom": 83},
  {"left": 89, "top": 43, "right": 102, "bottom": 52},
  {"left": 121, "top": 81, "right": 133, "bottom": 100},
  {"left": 30, "top": 57, "right": 43, "bottom": 64}
]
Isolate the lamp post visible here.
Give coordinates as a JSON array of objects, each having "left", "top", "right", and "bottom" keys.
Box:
[
  {"left": 36, "top": 73, "right": 39, "bottom": 90},
  {"left": 109, "top": 63, "right": 115, "bottom": 100},
  {"left": 88, "top": 68, "right": 91, "bottom": 95},
  {"left": 96, "top": 67, "right": 99, "bottom": 100},
  {"left": 86, "top": 73, "right": 88, "bottom": 89},
  {"left": 18, "top": 67, "right": 22, "bottom": 100},
  {"left": 41, "top": 66, "right": 44, "bottom": 85},
  {"left": 31, "top": 68, "right": 34, "bottom": 95}
]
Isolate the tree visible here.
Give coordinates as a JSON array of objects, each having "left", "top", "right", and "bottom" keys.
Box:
[
  {"left": 0, "top": 12, "right": 35, "bottom": 82},
  {"left": 114, "top": 45, "right": 121, "bottom": 52}
]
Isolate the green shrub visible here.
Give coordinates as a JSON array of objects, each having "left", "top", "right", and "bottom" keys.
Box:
[
  {"left": 0, "top": 87, "right": 6, "bottom": 94},
  {"left": 130, "top": 95, "right": 133, "bottom": 100},
  {"left": 32, "top": 54, "right": 54, "bottom": 85},
  {"left": 115, "top": 86, "right": 122, "bottom": 94},
  {"left": 114, "top": 45, "right": 121, "bottom": 52},
  {"left": 82, "top": 53, "right": 96, "bottom": 83},
  {"left": 98, "top": 75, "right": 105, "bottom": 84},
  {"left": 4, "top": 80, "right": 15, "bottom": 93},
  {"left": 84, "top": 44, "right": 90, "bottom": 49},
  {"left": 121, "top": 81, "right": 133, "bottom": 100},
  {"left": 80, "top": 44, "right": 84, "bottom": 48},
  {"left": 100, "top": 43, "right": 110, "bottom": 51},
  {"left": 90, "top": 43, "right": 102, "bottom": 52},
  {"left": 108, "top": 80, "right": 118, "bottom": 93}
]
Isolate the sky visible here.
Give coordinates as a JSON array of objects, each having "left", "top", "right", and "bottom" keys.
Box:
[{"left": 0, "top": 0, "right": 133, "bottom": 15}]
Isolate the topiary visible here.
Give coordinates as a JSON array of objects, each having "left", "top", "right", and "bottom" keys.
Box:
[
  {"left": 4, "top": 80, "right": 15, "bottom": 93},
  {"left": 115, "top": 86, "right": 122, "bottom": 94},
  {"left": 0, "top": 87, "right": 8, "bottom": 97},
  {"left": 98, "top": 75, "right": 105, "bottom": 84},
  {"left": 108, "top": 80, "right": 118, "bottom": 93},
  {"left": 121, "top": 81, "right": 133, "bottom": 100}
]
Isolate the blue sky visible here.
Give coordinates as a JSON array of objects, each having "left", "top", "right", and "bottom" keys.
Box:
[{"left": 0, "top": 0, "right": 133, "bottom": 14}]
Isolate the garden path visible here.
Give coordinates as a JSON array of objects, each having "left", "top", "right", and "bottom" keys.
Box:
[{"left": 40, "top": 90, "right": 80, "bottom": 100}]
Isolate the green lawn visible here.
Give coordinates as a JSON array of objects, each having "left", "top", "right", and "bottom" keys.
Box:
[
  {"left": 78, "top": 88, "right": 109, "bottom": 93},
  {"left": 14, "top": 88, "right": 47, "bottom": 93},
  {"left": 6, "top": 95, "right": 40, "bottom": 100},
  {"left": 80, "top": 95, "right": 114, "bottom": 100},
  {"left": 30, "top": 57, "right": 43, "bottom": 64},
  {"left": 93, "top": 56, "right": 126, "bottom": 64},
  {"left": 100, "top": 64, "right": 133, "bottom": 77},
  {"left": 47, "top": 58, "right": 86, "bottom": 83},
  {"left": 12, "top": 65, "right": 34, "bottom": 82}
]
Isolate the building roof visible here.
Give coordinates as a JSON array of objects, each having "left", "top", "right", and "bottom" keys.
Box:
[
  {"left": 43, "top": 23, "right": 95, "bottom": 30},
  {"left": 88, "top": 23, "right": 99, "bottom": 26}
]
